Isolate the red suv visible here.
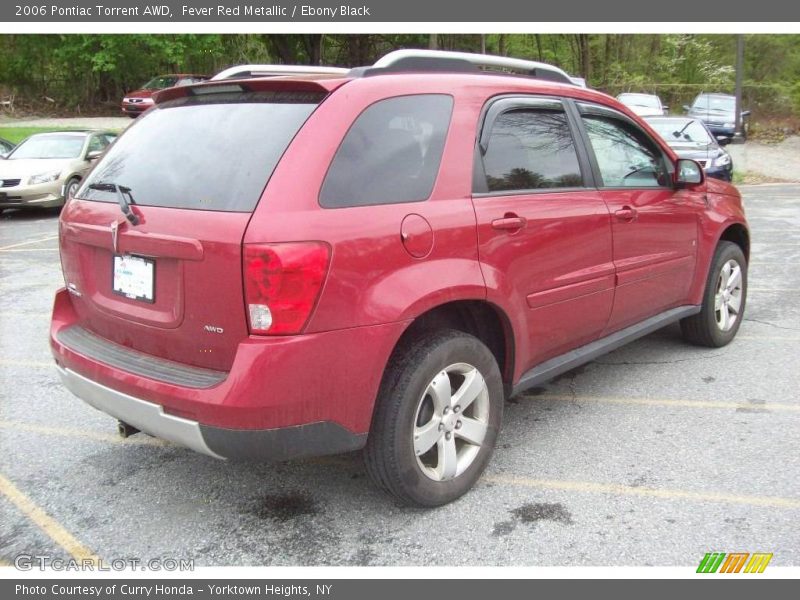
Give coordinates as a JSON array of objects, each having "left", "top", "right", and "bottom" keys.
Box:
[{"left": 51, "top": 50, "right": 749, "bottom": 507}]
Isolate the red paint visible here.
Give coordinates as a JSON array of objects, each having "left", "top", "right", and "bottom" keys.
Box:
[{"left": 52, "top": 72, "right": 748, "bottom": 438}]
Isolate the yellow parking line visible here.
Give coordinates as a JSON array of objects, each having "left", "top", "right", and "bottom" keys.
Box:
[
  {"left": 484, "top": 474, "right": 800, "bottom": 509},
  {"left": 0, "top": 312, "right": 51, "bottom": 319},
  {"left": 3, "top": 419, "right": 797, "bottom": 511},
  {"left": 528, "top": 393, "right": 800, "bottom": 412},
  {"left": 0, "top": 419, "right": 168, "bottom": 447},
  {"left": 0, "top": 473, "right": 100, "bottom": 564},
  {"left": 0, "top": 236, "right": 58, "bottom": 251},
  {"left": 739, "top": 335, "right": 800, "bottom": 342},
  {"left": 0, "top": 359, "right": 53, "bottom": 369},
  {"left": 0, "top": 247, "right": 59, "bottom": 252}
]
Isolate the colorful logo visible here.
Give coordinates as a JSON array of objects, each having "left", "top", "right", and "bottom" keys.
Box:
[{"left": 697, "top": 552, "right": 773, "bottom": 573}]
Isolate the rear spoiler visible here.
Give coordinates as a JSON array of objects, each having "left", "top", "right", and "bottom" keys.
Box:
[{"left": 153, "top": 77, "right": 349, "bottom": 105}]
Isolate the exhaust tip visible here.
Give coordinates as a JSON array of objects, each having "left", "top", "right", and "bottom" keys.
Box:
[{"left": 117, "top": 420, "right": 140, "bottom": 438}]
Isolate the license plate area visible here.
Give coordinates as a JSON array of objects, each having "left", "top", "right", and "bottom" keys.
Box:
[{"left": 112, "top": 254, "right": 155, "bottom": 303}]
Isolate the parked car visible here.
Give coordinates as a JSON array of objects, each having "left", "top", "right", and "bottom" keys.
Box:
[
  {"left": 0, "top": 130, "right": 116, "bottom": 214},
  {"left": 684, "top": 93, "right": 750, "bottom": 142},
  {"left": 0, "top": 136, "right": 14, "bottom": 157},
  {"left": 51, "top": 49, "right": 749, "bottom": 507},
  {"left": 121, "top": 74, "right": 209, "bottom": 118},
  {"left": 644, "top": 116, "right": 733, "bottom": 182},
  {"left": 616, "top": 92, "right": 667, "bottom": 116}
]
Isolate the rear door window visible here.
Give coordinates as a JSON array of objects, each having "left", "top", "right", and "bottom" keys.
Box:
[
  {"left": 319, "top": 94, "right": 454, "bottom": 208},
  {"left": 481, "top": 108, "right": 583, "bottom": 192},
  {"left": 78, "top": 90, "right": 324, "bottom": 212}
]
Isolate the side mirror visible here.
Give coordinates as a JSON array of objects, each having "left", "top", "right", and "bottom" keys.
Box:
[
  {"left": 716, "top": 135, "right": 731, "bottom": 146},
  {"left": 683, "top": 105, "right": 691, "bottom": 112},
  {"left": 741, "top": 110, "right": 751, "bottom": 118},
  {"left": 675, "top": 159, "right": 704, "bottom": 186},
  {"left": 86, "top": 150, "right": 102, "bottom": 161},
  {"left": 662, "top": 105, "right": 669, "bottom": 113}
]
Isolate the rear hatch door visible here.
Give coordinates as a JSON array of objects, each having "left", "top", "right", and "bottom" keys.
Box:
[{"left": 59, "top": 82, "right": 335, "bottom": 371}]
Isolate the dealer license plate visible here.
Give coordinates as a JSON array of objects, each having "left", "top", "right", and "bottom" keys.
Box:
[{"left": 112, "top": 255, "right": 155, "bottom": 303}]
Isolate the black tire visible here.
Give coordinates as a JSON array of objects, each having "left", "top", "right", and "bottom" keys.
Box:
[
  {"left": 364, "top": 329, "right": 504, "bottom": 507},
  {"left": 681, "top": 241, "right": 747, "bottom": 347},
  {"left": 64, "top": 177, "right": 81, "bottom": 201}
]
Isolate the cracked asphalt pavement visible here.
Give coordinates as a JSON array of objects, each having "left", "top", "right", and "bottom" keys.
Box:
[{"left": 0, "top": 184, "right": 798, "bottom": 568}]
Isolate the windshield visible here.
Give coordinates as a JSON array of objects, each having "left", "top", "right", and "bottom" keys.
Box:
[
  {"left": 9, "top": 135, "right": 84, "bottom": 159},
  {"left": 142, "top": 76, "right": 179, "bottom": 90},
  {"left": 619, "top": 94, "right": 660, "bottom": 108},
  {"left": 78, "top": 90, "right": 324, "bottom": 212},
  {"left": 694, "top": 95, "right": 735, "bottom": 112},
  {"left": 648, "top": 120, "right": 713, "bottom": 145}
]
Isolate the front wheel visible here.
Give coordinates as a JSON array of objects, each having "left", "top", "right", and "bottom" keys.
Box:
[
  {"left": 64, "top": 177, "right": 81, "bottom": 201},
  {"left": 364, "top": 329, "right": 504, "bottom": 507},
  {"left": 681, "top": 241, "right": 747, "bottom": 347}
]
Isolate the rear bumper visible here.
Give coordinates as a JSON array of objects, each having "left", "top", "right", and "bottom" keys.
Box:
[
  {"left": 57, "top": 365, "right": 366, "bottom": 460},
  {"left": 705, "top": 123, "right": 736, "bottom": 139},
  {"left": 50, "top": 288, "right": 408, "bottom": 459}
]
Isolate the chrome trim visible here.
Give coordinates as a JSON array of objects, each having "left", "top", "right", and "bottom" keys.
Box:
[{"left": 57, "top": 366, "right": 223, "bottom": 459}]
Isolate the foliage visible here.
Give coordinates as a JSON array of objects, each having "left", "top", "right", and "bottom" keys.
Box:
[{"left": 0, "top": 34, "right": 798, "bottom": 117}]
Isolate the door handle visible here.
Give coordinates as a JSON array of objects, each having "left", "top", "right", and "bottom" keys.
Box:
[
  {"left": 614, "top": 207, "right": 637, "bottom": 222},
  {"left": 491, "top": 216, "right": 527, "bottom": 232}
]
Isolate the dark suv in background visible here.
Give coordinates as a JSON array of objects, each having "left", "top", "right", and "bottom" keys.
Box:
[
  {"left": 52, "top": 50, "right": 750, "bottom": 507},
  {"left": 684, "top": 93, "right": 750, "bottom": 142}
]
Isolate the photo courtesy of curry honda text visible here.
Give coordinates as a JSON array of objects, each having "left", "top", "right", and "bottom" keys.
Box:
[{"left": 50, "top": 50, "right": 750, "bottom": 507}]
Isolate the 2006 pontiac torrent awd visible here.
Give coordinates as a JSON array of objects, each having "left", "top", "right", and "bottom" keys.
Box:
[{"left": 50, "top": 50, "right": 749, "bottom": 506}]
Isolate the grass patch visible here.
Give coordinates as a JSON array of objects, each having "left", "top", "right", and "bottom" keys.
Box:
[
  {"left": 0, "top": 126, "right": 83, "bottom": 144},
  {"left": 0, "top": 126, "right": 122, "bottom": 145},
  {"left": 732, "top": 170, "right": 794, "bottom": 185}
]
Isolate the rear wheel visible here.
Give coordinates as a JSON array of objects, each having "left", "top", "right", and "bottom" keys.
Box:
[
  {"left": 364, "top": 329, "right": 504, "bottom": 507},
  {"left": 681, "top": 241, "right": 747, "bottom": 347}
]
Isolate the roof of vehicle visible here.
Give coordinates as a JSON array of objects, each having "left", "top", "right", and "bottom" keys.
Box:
[
  {"left": 696, "top": 92, "right": 735, "bottom": 98},
  {"left": 644, "top": 116, "right": 693, "bottom": 122},
  {"left": 618, "top": 92, "right": 660, "bottom": 98},
  {"left": 24, "top": 130, "right": 116, "bottom": 137}
]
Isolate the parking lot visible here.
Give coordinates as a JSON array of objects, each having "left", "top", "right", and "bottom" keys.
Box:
[{"left": 0, "top": 184, "right": 798, "bottom": 568}]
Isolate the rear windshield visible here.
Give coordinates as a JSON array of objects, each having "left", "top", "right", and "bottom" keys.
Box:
[{"left": 78, "top": 90, "right": 324, "bottom": 212}]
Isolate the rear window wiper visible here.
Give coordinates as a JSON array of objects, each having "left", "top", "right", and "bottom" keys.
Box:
[{"left": 87, "top": 182, "right": 139, "bottom": 225}]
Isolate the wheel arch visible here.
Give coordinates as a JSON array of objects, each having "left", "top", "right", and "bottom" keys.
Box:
[
  {"left": 389, "top": 299, "right": 516, "bottom": 397},
  {"left": 718, "top": 222, "right": 750, "bottom": 262}
]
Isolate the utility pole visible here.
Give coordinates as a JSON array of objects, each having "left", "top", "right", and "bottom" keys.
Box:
[{"left": 734, "top": 34, "right": 745, "bottom": 143}]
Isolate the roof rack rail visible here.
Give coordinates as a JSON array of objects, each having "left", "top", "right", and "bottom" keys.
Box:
[
  {"left": 350, "top": 49, "right": 578, "bottom": 86},
  {"left": 211, "top": 64, "right": 349, "bottom": 81}
]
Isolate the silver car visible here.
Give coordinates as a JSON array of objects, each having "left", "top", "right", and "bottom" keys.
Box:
[
  {"left": 0, "top": 130, "right": 116, "bottom": 214},
  {"left": 616, "top": 92, "right": 667, "bottom": 117}
]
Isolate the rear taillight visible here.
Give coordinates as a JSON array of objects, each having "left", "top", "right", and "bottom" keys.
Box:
[{"left": 243, "top": 242, "right": 330, "bottom": 335}]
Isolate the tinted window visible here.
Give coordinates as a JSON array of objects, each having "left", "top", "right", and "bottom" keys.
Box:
[
  {"left": 319, "top": 95, "right": 453, "bottom": 208},
  {"left": 79, "top": 91, "right": 323, "bottom": 212},
  {"left": 582, "top": 115, "right": 669, "bottom": 188},
  {"left": 482, "top": 109, "right": 583, "bottom": 192}
]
